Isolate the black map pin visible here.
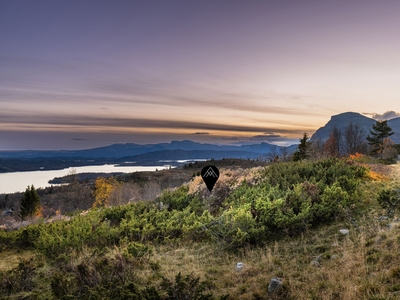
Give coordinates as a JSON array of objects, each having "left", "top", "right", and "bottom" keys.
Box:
[{"left": 201, "top": 165, "right": 220, "bottom": 192}]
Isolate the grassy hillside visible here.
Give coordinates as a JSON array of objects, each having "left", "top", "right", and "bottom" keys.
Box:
[{"left": 1, "top": 158, "right": 400, "bottom": 299}]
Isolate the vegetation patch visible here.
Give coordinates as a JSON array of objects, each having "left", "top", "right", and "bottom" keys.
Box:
[{"left": 2, "top": 158, "right": 400, "bottom": 299}]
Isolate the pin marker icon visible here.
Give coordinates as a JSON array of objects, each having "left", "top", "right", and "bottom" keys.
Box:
[{"left": 201, "top": 165, "right": 219, "bottom": 192}]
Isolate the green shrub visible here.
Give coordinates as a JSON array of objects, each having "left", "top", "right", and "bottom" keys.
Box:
[
  {"left": 0, "top": 159, "right": 369, "bottom": 262},
  {"left": 216, "top": 158, "right": 367, "bottom": 247},
  {"left": 377, "top": 189, "right": 400, "bottom": 217},
  {"left": 101, "top": 204, "right": 132, "bottom": 225},
  {"left": 158, "top": 186, "right": 192, "bottom": 211},
  {"left": 125, "top": 241, "right": 151, "bottom": 258},
  {"left": 17, "top": 225, "right": 41, "bottom": 248}
]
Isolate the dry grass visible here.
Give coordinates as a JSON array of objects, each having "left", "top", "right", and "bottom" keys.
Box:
[
  {"left": 0, "top": 249, "right": 35, "bottom": 271},
  {"left": 133, "top": 212, "right": 400, "bottom": 299}
]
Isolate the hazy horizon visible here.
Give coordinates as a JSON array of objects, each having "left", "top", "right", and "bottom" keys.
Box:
[
  {"left": 1, "top": 1, "right": 400, "bottom": 150},
  {"left": 0, "top": 139, "right": 299, "bottom": 152}
]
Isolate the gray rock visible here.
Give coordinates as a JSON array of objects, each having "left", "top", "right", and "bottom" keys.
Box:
[
  {"left": 331, "top": 255, "right": 338, "bottom": 260},
  {"left": 236, "top": 262, "right": 244, "bottom": 272},
  {"left": 387, "top": 223, "right": 400, "bottom": 230},
  {"left": 339, "top": 229, "right": 349, "bottom": 235},
  {"left": 268, "top": 277, "right": 282, "bottom": 293},
  {"left": 310, "top": 260, "right": 320, "bottom": 267},
  {"left": 379, "top": 216, "right": 389, "bottom": 221}
]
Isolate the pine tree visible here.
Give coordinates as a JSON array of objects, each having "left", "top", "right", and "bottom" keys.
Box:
[
  {"left": 366, "top": 120, "right": 394, "bottom": 158},
  {"left": 19, "top": 185, "right": 41, "bottom": 220},
  {"left": 293, "top": 133, "right": 310, "bottom": 161}
]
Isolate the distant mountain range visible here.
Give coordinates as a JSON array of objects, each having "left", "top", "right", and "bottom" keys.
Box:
[
  {"left": 0, "top": 140, "right": 298, "bottom": 161},
  {"left": 310, "top": 112, "right": 400, "bottom": 143},
  {"left": 1, "top": 112, "right": 399, "bottom": 165}
]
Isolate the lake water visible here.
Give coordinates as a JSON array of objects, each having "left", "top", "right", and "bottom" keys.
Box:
[{"left": 0, "top": 165, "right": 170, "bottom": 194}]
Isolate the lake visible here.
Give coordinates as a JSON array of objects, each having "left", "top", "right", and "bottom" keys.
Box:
[{"left": 0, "top": 165, "right": 170, "bottom": 194}]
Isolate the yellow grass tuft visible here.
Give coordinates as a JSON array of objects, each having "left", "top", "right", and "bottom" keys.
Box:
[{"left": 0, "top": 250, "right": 35, "bottom": 271}]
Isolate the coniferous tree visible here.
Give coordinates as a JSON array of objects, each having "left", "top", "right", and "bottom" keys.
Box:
[
  {"left": 19, "top": 185, "right": 41, "bottom": 220},
  {"left": 366, "top": 120, "right": 394, "bottom": 158},
  {"left": 293, "top": 133, "right": 310, "bottom": 161}
]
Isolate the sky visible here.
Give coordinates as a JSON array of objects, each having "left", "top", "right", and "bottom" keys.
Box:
[{"left": 1, "top": 0, "right": 400, "bottom": 150}]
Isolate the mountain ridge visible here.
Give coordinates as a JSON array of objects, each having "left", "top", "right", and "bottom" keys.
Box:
[
  {"left": 310, "top": 112, "right": 400, "bottom": 143},
  {"left": 0, "top": 140, "right": 292, "bottom": 159}
]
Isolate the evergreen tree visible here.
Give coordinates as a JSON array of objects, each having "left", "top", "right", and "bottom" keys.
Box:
[
  {"left": 293, "top": 133, "right": 310, "bottom": 161},
  {"left": 19, "top": 185, "right": 41, "bottom": 220},
  {"left": 366, "top": 120, "right": 394, "bottom": 158}
]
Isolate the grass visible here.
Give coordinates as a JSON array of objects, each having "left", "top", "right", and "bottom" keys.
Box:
[
  {"left": 137, "top": 214, "right": 400, "bottom": 299},
  {"left": 0, "top": 249, "right": 35, "bottom": 271}
]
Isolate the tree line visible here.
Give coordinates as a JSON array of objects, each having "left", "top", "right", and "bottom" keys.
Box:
[{"left": 293, "top": 119, "right": 397, "bottom": 162}]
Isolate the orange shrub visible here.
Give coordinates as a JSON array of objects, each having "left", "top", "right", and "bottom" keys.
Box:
[
  {"left": 349, "top": 152, "right": 364, "bottom": 160},
  {"left": 367, "top": 170, "right": 388, "bottom": 181}
]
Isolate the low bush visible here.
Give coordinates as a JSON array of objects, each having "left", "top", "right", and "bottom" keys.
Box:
[
  {"left": 214, "top": 158, "right": 368, "bottom": 248},
  {"left": 377, "top": 188, "right": 400, "bottom": 217},
  {"left": 1, "top": 158, "right": 369, "bottom": 254}
]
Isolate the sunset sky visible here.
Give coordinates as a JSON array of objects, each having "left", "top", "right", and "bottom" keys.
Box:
[{"left": 1, "top": 1, "right": 400, "bottom": 150}]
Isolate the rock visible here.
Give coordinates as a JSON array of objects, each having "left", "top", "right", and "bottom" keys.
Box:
[
  {"left": 379, "top": 216, "right": 389, "bottom": 221},
  {"left": 236, "top": 262, "right": 244, "bottom": 272},
  {"left": 339, "top": 229, "right": 349, "bottom": 235},
  {"left": 2, "top": 208, "right": 13, "bottom": 216},
  {"left": 268, "top": 277, "right": 282, "bottom": 293},
  {"left": 310, "top": 260, "right": 320, "bottom": 267},
  {"left": 331, "top": 255, "right": 338, "bottom": 260},
  {"left": 387, "top": 223, "right": 400, "bottom": 230}
]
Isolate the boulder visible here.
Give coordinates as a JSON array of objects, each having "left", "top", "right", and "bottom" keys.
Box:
[{"left": 268, "top": 277, "right": 282, "bottom": 293}]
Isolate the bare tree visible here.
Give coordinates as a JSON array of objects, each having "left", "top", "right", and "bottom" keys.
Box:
[
  {"left": 324, "top": 126, "right": 342, "bottom": 157},
  {"left": 279, "top": 146, "right": 290, "bottom": 162},
  {"left": 142, "top": 182, "right": 162, "bottom": 200},
  {"left": 343, "top": 122, "right": 367, "bottom": 155},
  {"left": 308, "top": 140, "right": 325, "bottom": 160},
  {"left": 109, "top": 182, "right": 142, "bottom": 206},
  {"left": 266, "top": 145, "right": 279, "bottom": 162}
]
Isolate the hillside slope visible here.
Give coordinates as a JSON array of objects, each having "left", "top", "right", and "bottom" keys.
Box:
[
  {"left": 311, "top": 112, "right": 400, "bottom": 143},
  {"left": 2, "top": 159, "right": 400, "bottom": 299}
]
